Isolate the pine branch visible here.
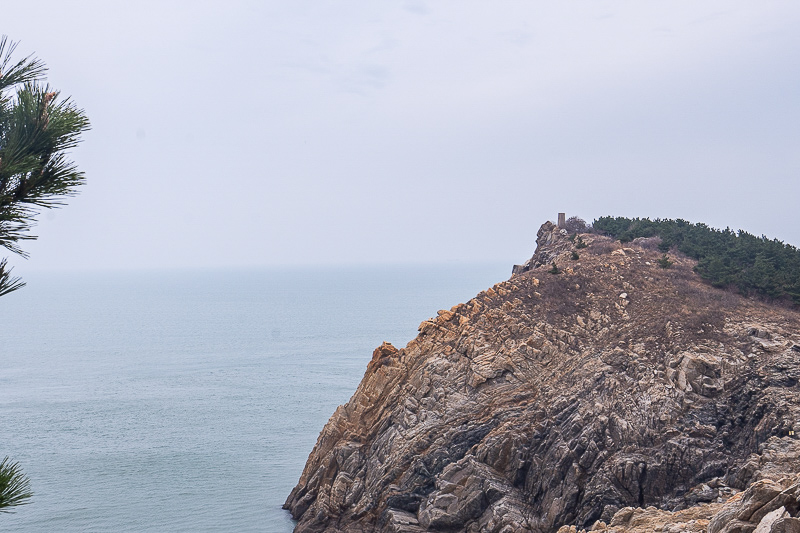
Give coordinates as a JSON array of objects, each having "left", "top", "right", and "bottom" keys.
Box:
[
  {"left": 0, "top": 36, "right": 46, "bottom": 93},
  {"left": 0, "top": 74, "right": 89, "bottom": 257},
  {"left": 0, "top": 258, "right": 25, "bottom": 296},
  {"left": 0, "top": 456, "right": 33, "bottom": 512},
  {"left": 0, "top": 36, "right": 89, "bottom": 295}
]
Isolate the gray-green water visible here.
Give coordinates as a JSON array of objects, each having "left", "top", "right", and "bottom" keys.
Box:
[{"left": 0, "top": 265, "right": 506, "bottom": 532}]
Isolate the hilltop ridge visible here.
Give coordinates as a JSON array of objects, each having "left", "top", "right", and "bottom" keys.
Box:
[{"left": 285, "top": 220, "right": 800, "bottom": 533}]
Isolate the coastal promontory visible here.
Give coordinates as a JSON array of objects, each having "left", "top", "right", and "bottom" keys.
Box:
[{"left": 285, "top": 220, "right": 800, "bottom": 533}]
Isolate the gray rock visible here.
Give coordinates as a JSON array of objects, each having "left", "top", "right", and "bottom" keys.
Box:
[
  {"left": 753, "top": 507, "right": 788, "bottom": 533},
  {"left": 772, "top": 518, "right": 800, "bottom": 533}
]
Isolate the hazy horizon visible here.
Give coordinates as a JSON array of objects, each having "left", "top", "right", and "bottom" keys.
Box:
[{"left": 10, "top": 260, "right": 511, "bottom": 275}]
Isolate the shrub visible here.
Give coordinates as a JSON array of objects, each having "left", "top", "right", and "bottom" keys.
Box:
[
  {"left": 571, "top": 251, "right": 579, "bottom": 261},
  {"left": 564, "top": 216, "right": 589, "bottom": 234},
  {"left": 657, "top": 254, "right": 673, "bottom": 269},
  {"left": 548, "top": 263, "right": 561, "bottom": 275},
  {"left": 588, "top": 239, "right": 618, "bottom": 255},
  {"left": 631, "top": 236, "right": 663, "bottom": 251},
  {"left": 575, "top": 236, "right": 588, "bottom": 249}
]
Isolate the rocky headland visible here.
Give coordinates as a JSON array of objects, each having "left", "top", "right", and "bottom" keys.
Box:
[{"left": 285, "top": 221, "right": 800, "bottom": 533}]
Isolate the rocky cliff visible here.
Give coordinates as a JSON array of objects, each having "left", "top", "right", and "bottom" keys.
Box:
[{"left": 285, "top": 221, "right": 800, "bottom": 533}]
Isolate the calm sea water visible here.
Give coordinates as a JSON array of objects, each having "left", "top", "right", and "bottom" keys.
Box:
[{"left": 0, "top": 265, "right": 506, "bottom": 532}]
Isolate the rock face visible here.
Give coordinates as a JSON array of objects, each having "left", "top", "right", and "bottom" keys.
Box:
[
  {"left": 284, "top": 221, "right": 800, "bottom": 533},
  {"left": 559, "top": 438, "right": 800, "bottom": 533},
  {"left": 512, "top": 221, "right": 574, "bottom": 275}
]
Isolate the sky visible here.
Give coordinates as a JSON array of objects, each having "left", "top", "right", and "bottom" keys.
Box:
[{"left": 3, "top": 1, "right": 799, "bottom": 271}]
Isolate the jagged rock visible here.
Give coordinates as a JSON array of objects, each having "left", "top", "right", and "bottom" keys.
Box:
[
  {"left": 772, "top": 518, "right": 800, "bottom": 533},
  {"left": 284, "top": 222, "right": 800, "bottom": 533},
  {"left": 417, "top": 457, "right": 512, "bottom": 530},
  {"left": 565, "top": 502, "right": 723, "bottom": 533},
  {"left": 709, "top": 479, "right": 785, "bottom": 533},
  {"left": 707, "top": 469, "right": 800, "bottom": 533},
  {"left": 753, "top": 507, "right": 788, "bottom": 533},
  {"left": 383, "top": 510, "right": 426, "bottom": 533},
  {"left": 512, "top": 220, "right": 583, "bottom": 275}
]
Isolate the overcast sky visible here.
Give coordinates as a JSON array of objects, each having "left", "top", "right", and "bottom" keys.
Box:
[{"left": 3, "top": 1, "right": 799, "bottom": 271}]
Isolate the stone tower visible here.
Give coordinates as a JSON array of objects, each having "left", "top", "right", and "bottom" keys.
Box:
[{"left": 557, "top": 213, "right": 566, "bottom": 228}]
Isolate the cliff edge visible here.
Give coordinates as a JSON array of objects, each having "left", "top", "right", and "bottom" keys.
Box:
[{"left": 285, "top": 221, "right": 800, "bottom": 533}]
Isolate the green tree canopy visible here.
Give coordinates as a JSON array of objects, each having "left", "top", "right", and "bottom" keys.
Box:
[
  {"left": 594, "top": 216, "right": 800, "bottom": 306},
  {"left": 0, "top": 36, "right": 90, "bottom": 296}
]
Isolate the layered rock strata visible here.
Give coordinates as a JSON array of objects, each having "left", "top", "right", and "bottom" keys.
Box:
[
  {"left": 285, "top": 222, "right": 800, "bottom": 533},
  {"left": 559, "top": 437, "right": 800, "bottom": 533}
]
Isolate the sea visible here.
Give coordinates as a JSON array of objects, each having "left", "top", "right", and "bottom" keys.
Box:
[{"left": 0, "top": 264, "right": 507, "bottom": 532}]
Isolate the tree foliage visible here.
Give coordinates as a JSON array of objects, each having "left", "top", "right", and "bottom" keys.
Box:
[
  {"left": 0, "top": 37, "right": 89, "bottom": 515},
  {"left": 0, "top": 36, "right": 89, "bottom": 296},
  {"left": 0, "top": 457, "right": 32, "bottom": 512},
  {"left": 594, "top": 216, "right": 800, "bottom": 305}
]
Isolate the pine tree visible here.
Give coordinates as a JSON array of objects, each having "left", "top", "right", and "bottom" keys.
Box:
[
  {"left": 0, "top": 36, "right": 90, "bottom": 296},
  {"left": 0, "top": 37, "right": 89, "bottom": 513}
]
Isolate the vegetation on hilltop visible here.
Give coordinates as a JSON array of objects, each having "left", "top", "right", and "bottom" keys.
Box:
[{"left": 593, "top": 216, "right": 800, "bottom": 305}]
